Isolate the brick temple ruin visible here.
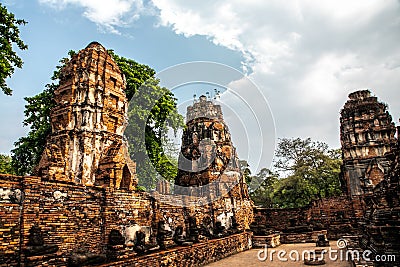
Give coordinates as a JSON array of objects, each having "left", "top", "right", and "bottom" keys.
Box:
[
  {"left": 340, "top": 90, "right": 396, "bottom": 197},
  {"left": 251, "top": 89, "right": 400, "bottom": 266},
  {"left": 0, "top": 42, "right": 254, "bottom": 267},
  {"left": 0, "top": 41, "right": 399, "bottom": 267}
]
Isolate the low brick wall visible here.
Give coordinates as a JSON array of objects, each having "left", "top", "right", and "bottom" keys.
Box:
[
  {"left": 0, "top": 174, "right": 254, "bottom": 266},
  {"left": 253, "top": 195, "right": 360, "bottom": 239},
  {"left": 0, "top": 174, "right": 23, "bottom": 267},
  {"left": 280, "top": 230, "right": 327, "bottom": 244},
  {"left": 99, "top": 232, "right": 252, "bottom": 267}
]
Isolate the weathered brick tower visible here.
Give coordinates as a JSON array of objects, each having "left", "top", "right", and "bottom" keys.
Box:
[
  {"left": 175, "top": 95, "right": 248, "bottom": 198},
  {"left": 174, "top": 95, "right": 253, "bottom": 229},
  {"left": 359, "top": 125, "right": 400, "bottom": 266},
  {"left": 36, "top": 42, "right": 136, "bottom": 189},
  {"left": 340, "top": 90, "right": 396, "bottom": 197}
]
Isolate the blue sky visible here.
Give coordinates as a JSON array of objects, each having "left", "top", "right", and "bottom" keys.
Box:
[{"left": 1, "top": 0, "right": 400, "bottom": 172}]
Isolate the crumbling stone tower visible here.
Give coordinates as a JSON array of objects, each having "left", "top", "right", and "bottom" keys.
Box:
[
  {"left": 340, "top": 90, "right": 396, "bottom": 197},
  {"left": 175, "top": 95, "right": 249, "bottom": 200},
  {"left": 36, "top": 42, "right": 136, "bottom": 189}
]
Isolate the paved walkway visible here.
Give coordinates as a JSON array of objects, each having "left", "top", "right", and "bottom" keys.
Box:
[{"left": 206, "top": 241, "right": 351, "bottom": 267}]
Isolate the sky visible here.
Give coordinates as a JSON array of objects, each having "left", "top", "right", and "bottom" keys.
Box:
[{"left": 1, "top": 0, "right": 399, "bottom": 172}]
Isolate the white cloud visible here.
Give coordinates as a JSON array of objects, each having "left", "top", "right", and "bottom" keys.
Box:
[
  {"left": 37, "top": 0, "right": 400, "bottom": 170},
  {"left": 149, "top": 0, "right": 400, "bottom": 170},
  {"left": 39, "top": 0, "right": 145, "bottom": 34}
]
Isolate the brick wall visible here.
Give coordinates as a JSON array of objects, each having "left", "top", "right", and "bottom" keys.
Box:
[
  {"left": 21, "top": 176, "right": 105, "bottom": 255},
  {"left": 99, "top": 232, "right": 252, "bottom": 267},
  {"left": 0, "top": 174, "right": 254, "bottom": 266},
  {"left": 0, "top": 174, "right": 23, "bottom": 266},
  {"left": 253, "top": 195, "right": 361, "bottom": 239}
]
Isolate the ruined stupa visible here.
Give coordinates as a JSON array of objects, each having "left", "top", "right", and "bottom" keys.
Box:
[
  {"left": 36, "top": 42, "right": 136, "bottom": 189},
  {"left": 340, "top": 90, "right": 396, "bottom": 196},
  {"left": 175, "top": 95, "right": 249, "bottom": 199}
]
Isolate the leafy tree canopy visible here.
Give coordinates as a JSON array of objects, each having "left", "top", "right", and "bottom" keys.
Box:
[
  {"left": 249, "top": 168, "right": 278, "bottom": 207},
  {"left": 110, "top": 52, "right": 184, "bottom": 188},
  {"left": 0, "top": 154, "right": 15, "bottom": 175},
  {"left": 0, "top": 3, "right": 27, "bottom": 95},
  {"left": 248, "top": 137, "right": 342, "bottom": 208}
]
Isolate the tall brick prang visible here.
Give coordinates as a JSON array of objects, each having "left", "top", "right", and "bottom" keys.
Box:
[
  {"left": 36, "top": 42, "right": 136, "bottom": 189},
  {"left": 340, "top": 90, "right": 396, "bottom": 196}
]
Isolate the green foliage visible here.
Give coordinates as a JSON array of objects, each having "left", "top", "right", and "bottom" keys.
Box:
[
  {"left": 272, "top": 175, "right": 318, "bottom": 208},
  {"left": 250, "top": 168, "right": 278, "bottom": 207},
  {"left": 248, "top": 138, "right": 342, "bottom": 208},
  {"left": 136, "top": 185, "right": 147, "bottom": 192},
  {"left": 0, "top": 154, "right": 15, "bottom": 175},
  {"left": 124, "top": 76, "right": 184, "bottom": 189},
  {"left": 107, "top": 50, "right": 155, "bottom": 101},
  {"left": 0, "top": 3, "right": 28, "bottom": 95},
  {"left": 11, "top": 85, "right": 55, "bottom": 175},
  {"left": 271, "top": 138, "right": 342, "bottom": 208},
  {"left": 110, "top": 52, "right": 184, "bottom": 189}
]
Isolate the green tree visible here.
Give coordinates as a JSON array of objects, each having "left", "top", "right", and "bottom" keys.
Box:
[
  {"left": 126, "top": 77, "right": 184, "bottom": 189},
  {"left": 0, "top": 3, "right": 28, "bottom": 95},
  {"left": 0, "top": 154, "right": 15, "bottom": 174},
  {"left": 108, "top": 50, "right": 155, "bottom": 100},
  {"left": 271, "top": 137, "right": 342, "bottom": 208},
  {"left": 272, "top": 175, "right": 318, "bottom": 208},
  {"left": 250, "top": 168, "right": 278, "bottom": 207},
  {"left": 111, "top": 51, "right": 184, "bottom": 188}
]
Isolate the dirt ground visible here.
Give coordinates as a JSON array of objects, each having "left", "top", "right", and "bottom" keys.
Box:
[{"left": 205, "top": 241, "right": 351, "bottom": 267}]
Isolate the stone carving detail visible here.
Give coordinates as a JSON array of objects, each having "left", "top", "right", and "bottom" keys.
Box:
[
  {"left": 36, "top": 42, "right": 137, "bottom": 189},
  {"left": 173, "top": 225, "right": 186, "bottom": 245},
  {"left": 340, "top": 90, "right": 396, "bottom": 196}
]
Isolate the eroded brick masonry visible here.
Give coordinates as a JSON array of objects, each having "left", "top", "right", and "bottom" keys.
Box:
[
  {"left": 0, "top": 42, "right": 254, "bottom": 267},
  {"left": 1, "top": 41, "right": 399, "bottom": 267}
]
